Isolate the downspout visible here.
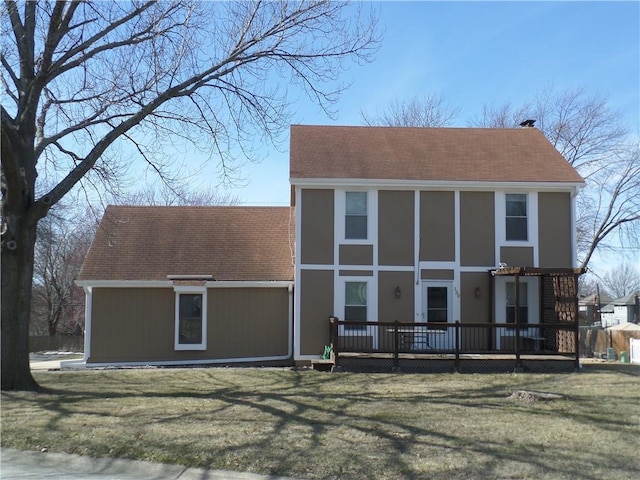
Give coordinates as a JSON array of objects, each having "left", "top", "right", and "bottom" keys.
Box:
[
  {"left": 288, "top": 283, "right": 294, "bottom": 360},
  {"left": 514, "top": 273, "right": 521, "bottom": 368},
  {"left": 82, "top": 286, "right": 92, "bottom": 362}
]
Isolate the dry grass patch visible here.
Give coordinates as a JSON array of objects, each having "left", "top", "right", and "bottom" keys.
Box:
[{"left": 2, "top": 364, "right": 639, "bottom": 480}]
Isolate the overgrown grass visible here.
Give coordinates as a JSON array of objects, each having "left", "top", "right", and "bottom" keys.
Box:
[{"left": 2, "top": 364, "right": 639, "bottom": 480}]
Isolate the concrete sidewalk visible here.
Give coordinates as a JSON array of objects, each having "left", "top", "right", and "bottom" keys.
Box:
[{"left": 0, "top": 448, "right": 301, "bottom": 480}]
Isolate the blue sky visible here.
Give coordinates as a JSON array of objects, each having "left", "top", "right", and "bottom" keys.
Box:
[{"left": 221, "top": 0, "right": 639, "bottom": 206}]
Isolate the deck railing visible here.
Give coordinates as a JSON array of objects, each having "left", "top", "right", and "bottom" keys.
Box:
[{"left": 329, "top": 317, "right": 579, "bottom": 370}]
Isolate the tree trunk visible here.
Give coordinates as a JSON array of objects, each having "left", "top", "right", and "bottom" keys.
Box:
[{"left": 1, "top": 211, "right": 40, "bottom": 391}]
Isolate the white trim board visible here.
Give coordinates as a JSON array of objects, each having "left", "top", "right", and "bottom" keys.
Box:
[
  {"left": 76, "top": 280, "right": 293, "bottom": 288},
  {"left": 61, "top": 353, "right": 292, "bottom": 370},
  {"left": 291, "top": 178, "right": 584, "bottom": 192}
]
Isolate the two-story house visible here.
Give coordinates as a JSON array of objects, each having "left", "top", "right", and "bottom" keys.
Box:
[
  {"left": 74, "top": 124, "right": 584, "bottom": 370},
  {"left": 290, "top": 125, "right": 584, "bottom": 364}
]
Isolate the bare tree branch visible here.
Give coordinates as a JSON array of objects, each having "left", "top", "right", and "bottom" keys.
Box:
[
  {"left": 1, "top": 0, "right": 379, "bottom": 390},
  {"left": 361, "top": 94, "right": 460, "bottom": 127}
]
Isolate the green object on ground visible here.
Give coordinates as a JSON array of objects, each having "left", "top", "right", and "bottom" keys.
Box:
[{"left": 322, "top": 344, "right": 333, "bottom": 360}]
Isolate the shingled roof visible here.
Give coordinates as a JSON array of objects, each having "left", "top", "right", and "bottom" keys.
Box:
[
  {"left": 290, "top": 125, "right": 584, "bottom": 184},
  {"left": 78, "top": 206, "right": 295, "bottom": 282}
]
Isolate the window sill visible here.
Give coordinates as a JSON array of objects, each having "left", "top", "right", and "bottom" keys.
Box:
[{"left": 174, "top": 344, "right": 207, "bottom": 351}]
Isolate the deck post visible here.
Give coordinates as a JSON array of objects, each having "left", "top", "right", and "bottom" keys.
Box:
[
  {"left": 393, "top": 320, "right": 400, "bottom": 370},
  {"left": 514, "top": 273, "right": 522, "bottom": 370},
  {"left": 454, "top": 321, "right": 460, "bottom": 372},
  {"left": 573, "top": 274, "right": 580, "bottom": 370},
  {"left": 329, "top": 316, "right": 339, "bottom": 368}
]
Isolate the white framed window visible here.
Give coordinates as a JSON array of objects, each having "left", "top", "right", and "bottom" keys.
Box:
[
  {"left": 174, "top": 286, "right": 207, "bottom": 350},
  {"left": 344, "top": 281, "right": 367, "bottom": 331},
  {"left": 505, "top": 193, "right": 528, "bottom": 241},
  {"left": 345, "top": 191, "right": 368, "bottom": 239}
]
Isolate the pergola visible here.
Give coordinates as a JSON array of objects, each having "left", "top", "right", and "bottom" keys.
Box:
[{"left": 490, "top": 266, "right": 586, "bottom": 368}]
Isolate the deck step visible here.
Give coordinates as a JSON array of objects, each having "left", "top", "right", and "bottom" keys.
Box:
[{"left": 311, "top": 359, "right": 334, "bottom": 372}]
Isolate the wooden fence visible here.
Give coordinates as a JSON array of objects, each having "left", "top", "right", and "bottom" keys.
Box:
[{"left": 579, "top": 327, "right": 640, "bottom": 359}]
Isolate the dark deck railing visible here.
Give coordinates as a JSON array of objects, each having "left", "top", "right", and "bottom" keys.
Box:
[{"left": 329, "top": 317, "right": 579, "bottom": 370}]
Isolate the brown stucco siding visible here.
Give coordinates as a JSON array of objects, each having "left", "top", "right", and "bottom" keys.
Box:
[
  {"left": 538, "top": 192, "right": 572, "bottom": 267},
  {"left": 378, "top": 191, "right": 414, "bottom": 266},
  {"left": 339, "top": 244, "right": 373, "bottom": 265},
  {"left": 420, "top": 269, "right": 455, "bottom": 280},
  {"left": 420, "top": 191, "right": 455, "bottom": 261},
  {"left": 300, "top": 189, "right": 334, "bottom": 265},
  {"left": 207, "top": 288, "right": 289, "bottom": 358},
  {"left": 88, "top": 287, "right": 290, "bottom": 363},
  {"left": 460, "top": 191, "right": 495, "bottom": 266},
  {"left": 460, "top": 272, "right": 492, "bottom": 350},
  {"left": 460, "top": 273, "right": 491, "bottom": 324},
  {"left": 378, "top": 271, "right": 415, "bottom": 323},
  {"left": 90, "top": 288, "right": 174, "bottom": 362},
  {"left": 500, "top": 247, "right": 534, "bottom": 267},
  {"left": 300, "top": 269, "right": 334, "bottom": 356}
]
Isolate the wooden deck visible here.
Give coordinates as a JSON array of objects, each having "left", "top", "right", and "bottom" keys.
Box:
[{"left": 324, "top": 352, "right": 578, "bottom": 373}]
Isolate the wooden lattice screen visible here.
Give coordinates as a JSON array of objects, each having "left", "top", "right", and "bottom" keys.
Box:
[{"left": 549, "top": 273, "right": 579, "bottom": 353}]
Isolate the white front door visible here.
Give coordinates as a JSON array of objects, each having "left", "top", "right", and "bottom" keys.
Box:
[{"left": 418, "top": 280, "right": 455, "bottom": 351}]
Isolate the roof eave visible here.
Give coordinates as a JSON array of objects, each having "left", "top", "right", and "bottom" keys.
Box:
[
  {"left": 290, "top": 178, "right": 585, "bottom": 192},
  {"left": 76, "top": 279, "right": 295, "bottom": 288}
]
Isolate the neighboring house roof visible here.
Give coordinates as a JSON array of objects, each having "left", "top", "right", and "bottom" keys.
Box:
[
  {"left": 607, "top": 292, "right": 640, "bottom": 306},
  {"left": 579, "top": 293, "right": 613, "bottom": 306},
  {"left": 290, "top": 125, "right": 585, "bottom": 184},
  {"left": 78, "top": 205, "right": 295, "bottom": 282}
]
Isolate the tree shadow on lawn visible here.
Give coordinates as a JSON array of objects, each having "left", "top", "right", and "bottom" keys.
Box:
[
  {"left": 580, "top": 362, "right": 640, "bottom": 376},
  {"left": 7, "top": 369, "right": 639, "bottom": 480}
]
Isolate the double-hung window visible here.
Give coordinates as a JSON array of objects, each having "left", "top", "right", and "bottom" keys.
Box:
[
  {"left": 506, "top": 282, "right": 528, "bottom": 326},
  {"left": 344, "top": 281, "right": 367, "bottom": 330},
  {"left": 345, "top": 192, "right": 367, "bottom": 239},
  {"left": 505, "top": 193, "right": 528, "bottom": 241},
  {"left": 174, "top": 287, "right": 207, "bottom": 350}
]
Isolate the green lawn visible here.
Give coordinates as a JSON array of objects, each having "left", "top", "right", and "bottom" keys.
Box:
[{"left": 2, "top": 364, "right": 639, "bottom": 480}]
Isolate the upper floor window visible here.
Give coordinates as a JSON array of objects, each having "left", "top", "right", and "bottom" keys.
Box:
[
  {"left": 505, "top": 193, "right": 527, "bottom": 241},
  {"left": 345, "top": 191, "right": 368, "bottom": 239}
]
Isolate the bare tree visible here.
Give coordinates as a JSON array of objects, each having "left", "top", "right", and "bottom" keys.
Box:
[
  {"left": 361, "top": 93, "right": 459, "bottom": 127},
  {"left": 578, "top": 274, "right": 599, "bottom": 298},
  {"left": 31, "top": 204, "right": 94, "bottom": 336},
  {"left": 576, "top": 144, "right": 640, "bottom": 268},
  {"left": 470, "top": 87, "right": 638, "bottom": 270},
  {"left": 117, "top": 183, "right": 240, "bottom": 207},
  {"left": 472, "top": 87, "right": 628, "bottom": 174},
  {"left": 1, "top": 0, "right": 379, "bottom": 390},
  {"left": 598, "top": 264, "right": 640, "bottom": 299}
]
